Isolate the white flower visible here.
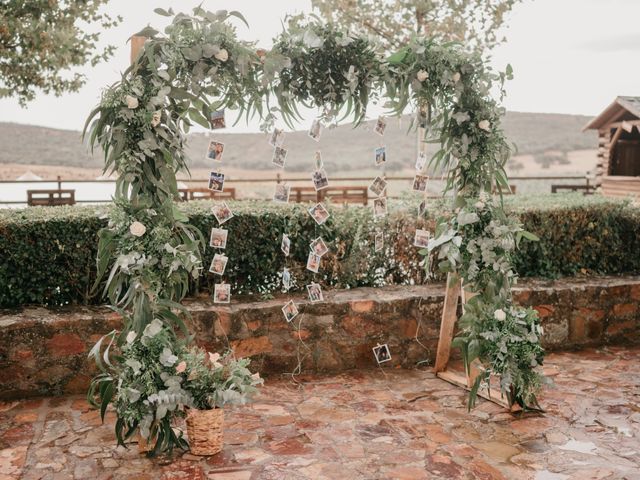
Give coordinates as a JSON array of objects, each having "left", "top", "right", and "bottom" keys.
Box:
[
  {"left": 214, "top": 49, "right": 229, "bottom": 62},
  {"left": 478, "top": 120, "right": 491, "bottom": 132},
  {"left": 159, "top": 347, "right": 178, "bottom": 367},
  {"left": 151, "top": 111, "right": 161, "bottom": 127},
  {"left": 125, "top": 95, "right": 139, "bottom": 109},
  {"left": 416, "top": 69, "right": 429, "bottom": 82},
  {"left": 125, "top": 359, "right": 142, "bottom": 375},
  {"left": 494, "top": 309, "right": 507, "bottom": 321},
  {"left": 143, "top": 318, "right": 163, "bottom": 338},
  {"left": 452, "top": 72, "right": 461, "bottom": 83},
  {"left": 129, "top": 221, "right": 146, "bottom": 237},
  {"left": 126, "top": 331, "right": 137, "bottom": 344},
  {"left": 474, "top": 201, "right": 485, "bottom": 210},
  {"left": 452, "top": 111, "right": 470, "bottom": 125}
]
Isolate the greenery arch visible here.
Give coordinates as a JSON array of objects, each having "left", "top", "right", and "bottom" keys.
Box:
[{"left": 86, "top": 7, "right": 544, "bottom": 455}]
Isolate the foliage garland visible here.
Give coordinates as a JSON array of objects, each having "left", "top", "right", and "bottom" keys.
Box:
[{"left": 86, "top": 7, "right": 544, "bottom": 456}]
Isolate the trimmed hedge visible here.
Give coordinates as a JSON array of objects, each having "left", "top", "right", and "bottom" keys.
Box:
[{"left": 1, "top": 194, "right": 639, "bottom": 308}]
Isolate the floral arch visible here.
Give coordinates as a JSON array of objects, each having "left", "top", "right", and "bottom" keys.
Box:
[{"left": 86, "top": 7, "right": 544, "bottom": 455}]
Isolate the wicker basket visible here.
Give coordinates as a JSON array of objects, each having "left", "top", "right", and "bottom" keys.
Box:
[{"left": 186, "top": 408, "right": 224, "bottom": 456}]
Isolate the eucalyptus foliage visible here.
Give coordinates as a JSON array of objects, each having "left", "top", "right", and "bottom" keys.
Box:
[{"left": 85, "top": 6, "right": 544, "bottom": 455}]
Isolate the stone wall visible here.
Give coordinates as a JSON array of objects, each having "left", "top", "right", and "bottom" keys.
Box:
[{"left": 1, "top": 276, "right": 639, "bottom": 400}]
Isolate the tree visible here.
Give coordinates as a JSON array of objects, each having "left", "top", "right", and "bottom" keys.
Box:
[
  {"left": 0, "top": 0, "right": 121, "bottom": 106},
  {"left": 304, "top": 0, "right": 521, "bottom": 53}
]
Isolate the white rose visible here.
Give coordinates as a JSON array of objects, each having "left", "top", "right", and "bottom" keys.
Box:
[
  {"left": 478, "top": 120, "right": 491, "bottom": 132},
  {"left": 214, "top": 48, "right": 229, "bottom": 62},
  {"left": 494, "top": 309, "right": 507, "bottom": 321},
  {"left": 151, "top": 111, "right": 161, "bottom": 127},
  {"left": 126, "top": 331, "right": 137, "bottom": 344},
  {"left": 452, "top": 72, "right": 461, "bottom": 83},
  {"left": 474, "top": 201, "right": 484, "bottom": 210},
  {"left": 416, "top": 69, "right": 429, "bottom": 82},
  {"left": 129, "top": 221, "right": 146, "bottom": 237},
  {"left": 125, "top": 95, "right": 139, "bottom": 109}
]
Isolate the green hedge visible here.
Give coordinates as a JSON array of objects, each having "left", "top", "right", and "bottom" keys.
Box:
[{"left": 1, "top": 194, "right": 639, "bottom": 308}]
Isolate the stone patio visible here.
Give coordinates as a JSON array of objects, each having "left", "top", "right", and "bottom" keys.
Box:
[{"left": 1, "top": 346, "right": 640, "bottom": 480}]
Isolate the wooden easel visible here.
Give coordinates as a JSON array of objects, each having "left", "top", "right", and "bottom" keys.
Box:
[{"left": 433, "top": 273, "right": 515, "bottom": 410}]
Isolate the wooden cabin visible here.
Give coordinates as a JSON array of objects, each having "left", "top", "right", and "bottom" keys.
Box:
[{"left": 584, "top": 96, "right": 640, "bottom": 197}]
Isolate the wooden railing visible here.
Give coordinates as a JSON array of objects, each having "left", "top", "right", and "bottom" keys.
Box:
[{"left": 0, "top": 174, "right": 592, "bottom": 206}]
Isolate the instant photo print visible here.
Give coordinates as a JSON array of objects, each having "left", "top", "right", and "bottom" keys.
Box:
[
  {"left": 209, "top": 227, "right": 228, "bottom": 249},
  {"left": 206, "top": 140, "right": 225, "bottom": 162},
  {"left": 211, "top": 202, "right": 234, "bottom": 224},
  {"left": 306, "top": 282, "right": 324, "bottom": 303},
  {"left": 282, "top": 300, "right": 299, "bottom": 323},
  {"left": 373, "top": 344, "right": 391, "bottom": 364},
  {"left": 209, "top": 254, "right": 228, "bottom": 276},
  {"left": 208, "top": 171, "right": 225, "bottom": 192},
  {"left": 213, "top": 283, "right": 231, "bottom": 303}
]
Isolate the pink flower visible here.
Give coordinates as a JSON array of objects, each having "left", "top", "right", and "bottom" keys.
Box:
[
  {"left": 176, "top": 361, "right": 187, "bottom": 373},
  {"left": 208, "top": 352, "right": 222, "bottom": 369}
]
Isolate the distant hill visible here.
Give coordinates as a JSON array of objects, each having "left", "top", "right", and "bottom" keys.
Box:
[{"left": 0, "top": 111, "right": 596, "bottom": 173}]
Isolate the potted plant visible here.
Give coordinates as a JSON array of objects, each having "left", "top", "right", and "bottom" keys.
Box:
[{"left": 178, "top": 347, "right": 262, "bottom": 456}]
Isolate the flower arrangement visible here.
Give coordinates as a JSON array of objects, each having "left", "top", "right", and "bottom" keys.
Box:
[
  {"left": 452, "top": 300, "right": 545, "bottom": 411},
  {"left": 178, "top": 348, "right": 263, "bottom": 410},
  {"left": 267, "top": 18, "right": 383, "bottom": 127},
  {"left": 88, "top": 321, "right": 261, "bottom": 456}
]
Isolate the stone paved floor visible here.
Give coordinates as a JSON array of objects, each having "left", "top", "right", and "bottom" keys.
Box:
[{"left": 1, "top": 346, "right": 640, "bottom": 480}]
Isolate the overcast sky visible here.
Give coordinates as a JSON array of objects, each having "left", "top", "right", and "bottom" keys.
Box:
[{"left": 0, "top": 0, "right": 638, "bottom": 132}]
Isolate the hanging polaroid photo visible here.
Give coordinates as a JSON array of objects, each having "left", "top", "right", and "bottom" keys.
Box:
[
  {"left": 208, "top": 171, "right": 225, "bottom": 192},
  {"left": 282, "top": 300, "right": 299, "bottom": 323},
  {"left": 306, "top": 252, "right": 321, "bottom": 273},
  {"left": 211, "top": 202, "right": 234, "bottom": 225},
  {"left": 375, "top": 146, "right": 386, "bottom": 166},
  {"left": 273, "top": 183, "right": 291, "bottom": 203},
  {"left": 272, "top": 146, "right": 288, "bottom": 168},
  {"left": 209, "top": 254, "right": 228, "bottom": 276},
  {"left": 308, "top": 119, "right": 322, "bottom": 142},
  {"left": 209, "top": 227, "right": 228, "bottom": 249},
  {"left": 213, "top": 283, "right": 231, "bottom": 304},
  {"left": 312, "top": 169, "right": 329, "bottom": 191},
  {"left": 310, "top": 237, "right": 328, "bottom": 257},
  {"left": 415, "top": 151, "right": 427, "bottom": 171},
  {"left": 373, "top": 343, "right": 392, "bottom": 364},
  {"left": 314, "top": 150, "right": 323, "bottom": 170},
  {"left": 281, "top": 234, "right": 291, "bottom": 257},
  {"left": 374, "top": 116, "right": 387, "bottom": 136},
  {"left": 414, "top": 228, "right": 431, "bottom": 248},
  {"left": 308, "top": 203, "right": 330, "bottom": 225},
  {"left": 282, "top": 267, "right": 291, "bottom": 290},
  {"left": 209, "top": 109, "right": 226, "bottom": 129},
  {"left": 306, "top": 282, "right": 324, "bottom": 303},
  {"left": 418, "top": 199, "right": 427, "bottom": 217},
  {"left": 206, "top": 140, "right": 225, "bottom": 162},
  {"left": 269, "top": 128, "right": 285, "bottom": 147},
  {"left": 412, "top": 174, "right": 429, "bottom": 193},
  {"left": 373, "top": 197, "right": 387, "bottom": 218},
  {"left": 369, "top": 176, "right": 387, "bottom": 196},
  {"left": 374, "top": 232, "right": 384, "bottom": 252}
]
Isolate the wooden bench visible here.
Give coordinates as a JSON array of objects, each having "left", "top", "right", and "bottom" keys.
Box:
[
  {"left": 491, "top": 185, "right": 517, "bottom": 195},
  {"left": 320, "top": 186, "right": 368, "bottom": 205},
  {"left": 290, "top": 186, "right": 369, "bottom": 205},
  {"left": 27, "top": 189, "right": 76, "bottom": 206},
  {"left": 551, "top": 184, "right": 594, "bottom": 195},
  {"left": 290, "top": 186, "right": 320, "bottom": 203},
  {"left": 179, "top": 187, "right": 236, "bottom": 201}
]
